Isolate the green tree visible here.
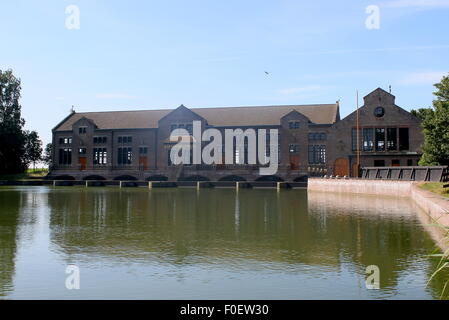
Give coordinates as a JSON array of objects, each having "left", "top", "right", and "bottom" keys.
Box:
[
  {"left": 24, "top": 130, "right": 43, "bottom": 171},
  {"left": 434, "top": 74, "right": 449, "bottom": 101},
  {"left": 0, "top": 69, "right": 27, "bottom": 174},
  {"left": 414, "top": 73, "right": 449, "bottom": 166},
  {"left": 43, "top": 143, "right": 53, "bottom": 167}
]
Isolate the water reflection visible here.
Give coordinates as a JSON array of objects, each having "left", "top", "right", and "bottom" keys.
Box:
[
  {"left": 0, "top": 186, "right": 447, "bottom": 299},
  {"left": 0, "top": 191, "right": 21, "bottom": 297}
]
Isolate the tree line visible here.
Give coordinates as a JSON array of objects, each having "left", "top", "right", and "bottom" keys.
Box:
[
  {"left": 0, "top": 69, "right": 51, "bottom": 174},
  {"left": 411, "top": 73, "right": 449, "bottom": 166}
]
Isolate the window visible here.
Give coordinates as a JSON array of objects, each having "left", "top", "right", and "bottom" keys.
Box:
[
  {"left": 94, "top": 136, "right": 107, "bottom": 144},
  {"left": 58, "top": 148, "right": 72, "bottom": 165},
  {"left": 399, "top": 128, "right": 409, "bottom": 150},
  {"left": 118, "top": 136, "right": 132, "bottom": 144},
  {"left": 308, "top": 145, "right": 326, "bottom": 164},
  {"left": 59, "top": 137, "right": 72, "bottom": 145},
  {"left": 168, "top": 149, "right": 173, "bottom": 166},
  {"left": 363, "top": 128, "right": 374, "bottom": 151},
  {"left": 374, "top": 160, "right": 385, "bottom": 167},
  {"left": 235, "top": 148, "right": 241, "bottom": 164},
  {"left": 407, "top": 159, "right": 413, "bottom": 166},
  {"left": 387, "top": 128, "right": 397, "bottom": 151},
  {"left": 309, "top": 132, "right": 326, "bottom": 141},
  {"left": 289, "top": 121, "right": 300, "bottom": 129},
  {"left": 79, "top": 148, "right": 87, "bottom": 155},
  {"left": 78, "top": 127, "right": 87, "bottom": 134},
  {"left": 289, "top": 144, "right": 299, "bottom": 153},
  {"left": 139, "top": 147, "right": 148, "bottom": 154},
  {"left": 170, "top": 123, "right": 194, "bottom": 135},
  {"left": 351, "top": 128, "right": 361, "bottom": 151},
  {"left": 118, "top": 147, "right": 132, "bottom": 165},
  {"left": 375, "top": 128, "right": 385, "bottom": 151},
  {"left": 262, "top": 131, "right": 280, "bottom": 164},
  {"left": 93, "top": 148, "right": 107, "bottom": 165}
]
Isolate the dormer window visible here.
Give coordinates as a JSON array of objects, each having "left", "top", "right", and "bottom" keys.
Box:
[
  {"left": 170, "top": 123, "right": 193, "bottom": 135},
  {"left": 289, "top": 121, "right": 300, "bottom": 129},
  {"left": 79, "top": 127, "right": 87, "bottom": 134}
]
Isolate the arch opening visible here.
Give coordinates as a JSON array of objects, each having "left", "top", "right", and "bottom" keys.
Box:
[
  {"left": 178, "top": 175, "right": 210, "bottom": 182},
  {"left": 255, "top": 175, "right": 284, "bottom": 182},
  {"left": 83, "top": 175, "right": 106, "bottom": 181},
  {"left": 114, "top": 175, "right": 138, "bottom": 181},
  {"left": 146, "top": 175, "right": 168, "bottom": 181},
  {"left": 218, "top": 175, "right": 246, "bottom": 182},
  {"left": 53, "top": 175, "right": 76, "bottom": 181}
]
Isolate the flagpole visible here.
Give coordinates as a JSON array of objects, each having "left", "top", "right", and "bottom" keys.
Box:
[{"left": 356, "top": 90, "right": 360, "bottom": 177}]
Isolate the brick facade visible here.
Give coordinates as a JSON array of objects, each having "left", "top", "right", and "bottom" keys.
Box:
[{"left": 50, "top": 88, "right": 423, "bottom": 181}]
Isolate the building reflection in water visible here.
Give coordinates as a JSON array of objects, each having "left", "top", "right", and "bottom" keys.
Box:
[{"left": 0, "top": 186, "right": 443, "bottom": 298}]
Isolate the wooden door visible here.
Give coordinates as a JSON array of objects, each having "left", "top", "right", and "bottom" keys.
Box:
[
  {"left": 79, "top": 157, "right": 87, "bottom": 171},
  {"left": 334, "top": 157, "right": 349, "bottom": 177},
  {"left": 139, "top": 156, "right": 149, "bottom": 170},
  {"left": 290, "top": 155, "right": 300, "bottom": 170}
]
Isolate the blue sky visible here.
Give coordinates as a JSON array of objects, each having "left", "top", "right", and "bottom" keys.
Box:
[{"left": 1, "top": 0, "right": 448, "bottom": 145}]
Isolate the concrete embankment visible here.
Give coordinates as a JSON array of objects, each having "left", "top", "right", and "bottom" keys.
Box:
[
  {"left": 0, "top": 180, "right": 307, "bottom": 190},
  {"left": 308, "top": 178, "right": 449, "bottom": 228}
]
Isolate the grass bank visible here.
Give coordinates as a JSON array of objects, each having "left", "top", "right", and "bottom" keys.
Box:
[
  {"left": 0, "top": 168, "right": 48, "bottom": 180},
  {"left": 419, "top": 182, "right": 449, "bottom": 199}
]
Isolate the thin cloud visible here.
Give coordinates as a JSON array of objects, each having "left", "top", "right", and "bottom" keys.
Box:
[
  {"left": 398, "top": 71, "right": 448, "bottom": 85},
  {"left": 278, "top": 85, "right": 324, "bottom": 95},
  {"left": 289, "top": 44, "right": 449, "bottom": 56},
  {"left": 95, "top": 93, "right": 137, "bottom": 99},
  {"left": 382, "top": 0, "right": 449, "bottom": 8}
]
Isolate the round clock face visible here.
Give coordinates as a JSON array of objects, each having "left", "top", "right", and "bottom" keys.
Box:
[{"left": 374, "top": 106, "right": 385, "bottom": 118}]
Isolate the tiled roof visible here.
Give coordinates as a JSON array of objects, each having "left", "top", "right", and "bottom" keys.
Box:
[{"left": 54, "top": 104, "right": 339, "bottom": 131}]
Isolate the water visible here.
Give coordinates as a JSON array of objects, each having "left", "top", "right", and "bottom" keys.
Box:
[{"left": 0, "top": 186, "right": 447, "bottom": 299}]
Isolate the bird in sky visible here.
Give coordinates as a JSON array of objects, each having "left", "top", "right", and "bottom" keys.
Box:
[{"left": 264, "top": 71, "right": 269, "bottom": 75}]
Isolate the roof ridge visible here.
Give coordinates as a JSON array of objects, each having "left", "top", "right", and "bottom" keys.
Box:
[
  {"left": 73, "top": 103, "right": 337, "bottom": 114},
  {"left": 75, "top": 109, "right": 172, "bottom": 114}
]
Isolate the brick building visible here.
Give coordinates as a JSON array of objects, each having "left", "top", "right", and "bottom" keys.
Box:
[{"left": 49, "top": 88, "right": 423, "bottom": 181}]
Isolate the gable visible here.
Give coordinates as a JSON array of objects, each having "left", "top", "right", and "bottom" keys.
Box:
[
  {"left": 158, "top": 104, "right": 206, "bottom": 125},
  {"left": 281, "top": 110, "right": 311, "bottom": 123}
]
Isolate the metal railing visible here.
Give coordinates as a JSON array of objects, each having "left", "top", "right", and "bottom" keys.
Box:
[{"left": 360, "top": 166, "right": 448, "bottom": 182}]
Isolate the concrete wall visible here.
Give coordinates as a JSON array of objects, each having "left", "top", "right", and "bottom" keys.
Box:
[
  {"left": 411, "top": 183, "right": 449, "bottom": 227},
  {"left": 308, "top": 178, "right": 449, "bottom": 228},
  {"left": 308, "top": 178, "right": 413, "bottom": 197}
]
